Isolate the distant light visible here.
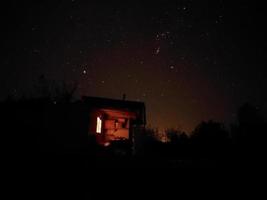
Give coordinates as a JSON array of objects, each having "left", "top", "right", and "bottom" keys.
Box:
[
  {"left": 96, "top": 117, "right": 102, "bottom": 133},
  {"left": 170, "top": 65, "right": 174, "bottom": 70},
  {"left": 83, "top": 70, "right": 87, "bottom": 74},
  {"left": 104, "top": 142, "right": 110, "bottom": 147},
  {"left": 155, "top": 47, "right": 160, "bottom": 55}
]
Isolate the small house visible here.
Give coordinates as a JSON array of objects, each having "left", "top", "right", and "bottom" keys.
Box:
[{"left": 82, "top": 96, "right": 146, "bottom": 147}]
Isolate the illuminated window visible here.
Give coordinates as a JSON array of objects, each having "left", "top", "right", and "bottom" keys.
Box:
[{"left": 96, "top": 117, "right": 102, "bottom": 133}]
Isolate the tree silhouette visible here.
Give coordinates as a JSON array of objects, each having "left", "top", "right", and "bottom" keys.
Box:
[
  {"left": 164, "top": 128, "right": 189, "bottom": 158},
  {"left": 191, "top": 120, "right": 230, "bottom": 159},
  {"left": 165, "top": 128, "right": 186, "bottom": 144},
  {"left": 234, "top": 103, "right": 267, "bottom": 160},
  {"left": 34, "top": 75, "right": 78, "bottom": 103},
  {"left": 134, "top": 128, "right": 164, "bottom": 156}
]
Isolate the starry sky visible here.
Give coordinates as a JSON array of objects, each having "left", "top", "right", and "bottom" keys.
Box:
[{"left": 1, "top": 1, "right": 267, "bottom": 132}]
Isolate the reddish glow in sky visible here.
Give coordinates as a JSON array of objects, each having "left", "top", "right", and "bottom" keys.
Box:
[{"left": 1, "top": 1, "right": 267, "bottom": 132}]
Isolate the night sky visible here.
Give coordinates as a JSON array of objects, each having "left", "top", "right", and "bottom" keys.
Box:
[{"left": 2, "top": 1, "right": 267, "bottom": 132}]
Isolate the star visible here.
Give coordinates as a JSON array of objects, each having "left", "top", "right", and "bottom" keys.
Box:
[
  {"left": 155, "top": 47, "right": 161, "bottom": 55},
  {"left": 4, "top": 1, "right": 264, "bottom": 134}
]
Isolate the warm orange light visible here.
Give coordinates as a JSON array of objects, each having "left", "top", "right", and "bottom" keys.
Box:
[{"left": 96, "top": 117, "right": 102, "bottom": 133}]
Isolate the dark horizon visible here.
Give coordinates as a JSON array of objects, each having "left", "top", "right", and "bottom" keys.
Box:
[{"left": 1, "top": 1, "right": 267, "bottom": 132}]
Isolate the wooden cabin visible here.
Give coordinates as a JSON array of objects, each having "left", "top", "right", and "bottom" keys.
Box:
[{"left": 82, "top": 96, "right": 146, "bottom": 147}]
